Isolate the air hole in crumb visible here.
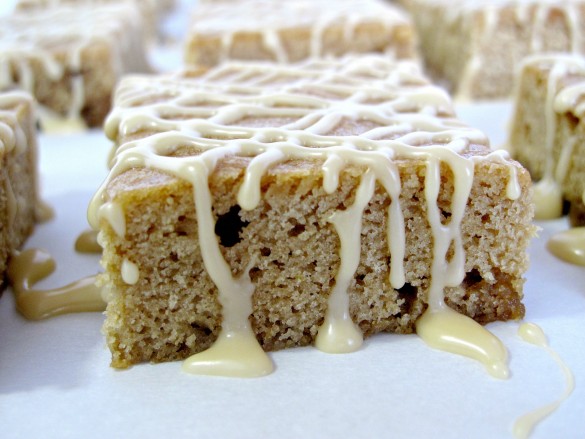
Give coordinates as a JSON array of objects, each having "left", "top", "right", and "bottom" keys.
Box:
[
  {"left": 397, "top": 282, "right": 417, "bottom": 314},
  {"left": 441, "top": 209, "right": 452, "bottom": 223},
  {"left": 446, "top": 241, "right": 455, "bottom": 263},
  {"left": 288, "top": 223, "right": 306, "bottom": 237},
  {"left": 176, "top": 343, "right": 190, "bottom": 354},
  {"left": 176, "top": 215, "right": 195, "bottom": 236},
  {"left": 359, "top": 320, "right": 370, "bottom": 331},
  {"left": 463, "top": 269, "right": 483, "bottom": 288},
  {"left": 249, "top": 267, "right": 261, "bottom": 282},
  {"left": 566, "top": 112, "right": 580, "bottom": 130},
  {"left": 260, "top": 247, "right": 271, "bottom": 257},
  {"left": 562, "top": 199, "right": 571, "bottom": 216},
  {"left": 190, "top": 322, "right": 212, "bottom": 336},
  {"left": 214, "top": 205, "right": 249, "bottom": 247}
]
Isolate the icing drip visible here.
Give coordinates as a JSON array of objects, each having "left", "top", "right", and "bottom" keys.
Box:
[
  {"left": 89, "top": 56, "right": 524, "bottom": 377},
  {"left": 7, "top": 248, "right": 105, "bottom": 320},
  {"left": 547, "top": 227, "right": 585, "bottom": 266},
  {"left": 182, "top": 164, "right": 273, "bottom": 378},
  {"left": 533, "top": 178, "right": 563, "bottom": 220},
  {"left": 121, "top": 258, "right": 139, "bottom": 285},
  {"left": 75, "top": 229, "right": 102, "bottom": 253},
  {"left": 96, "top": 201, "right": 126, "bottom": 237},
  {"left": 513, "top": 323, "right": 575, "bottom": 439},
  {"left": 416, "top": 306, "right": 509, "bottom": 379},
  {"left": 315, "top": 169, "right": 376, "bottom": 353},
  {"left": 35, "top": 199, "right": 55, "bottom": 223},
  {"left": 415, "top": 151, "right": 508, "bottom": 379}
]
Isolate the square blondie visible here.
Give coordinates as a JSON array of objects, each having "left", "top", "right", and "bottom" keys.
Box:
[
  {"left": 509, "top": 54, "right": 585, "bottom": 224},
  {"left": 402, "top": 0, "right": 585, "bottom": 100},
  {"left": 185, "top": 0, "right": 416, "bottom": 68},
  {"left": 90, "top": 55, "right": 534, "bottom": 368},
  {"left": 0, "top": 4, "right": 150, "bottom": 128}
]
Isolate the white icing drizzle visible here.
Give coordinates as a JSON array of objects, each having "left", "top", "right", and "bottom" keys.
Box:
[
  {"left": 513, "top": 323, "right": 575, "bottom": 439},
  {"left": 416, "top": 306, "right": 509, "bottom": 379},
  {"left": 182, "top": 163, "right": 273, "bottom": 377},
  {"left": 97, "top": 201, "right": 126, "bottom": 238},
  {"left": 0, "top": 4, "right": 148, "bottom": 124},
  {"left": 188, "top": 0, "right": 413, "bottom": 65},
  {"left": 89, "top": 56, "right": 524, "bottom": 377},
  {"left": 315, "top": 169, "right": 375, "bottom": 353}
]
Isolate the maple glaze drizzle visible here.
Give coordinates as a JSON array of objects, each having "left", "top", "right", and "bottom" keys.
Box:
[
  {"left": 75, "top": 229, "right": 102, "bottom": 254},
  {"left": 7, "top": 248, "right": 105, "bottom": 320}
]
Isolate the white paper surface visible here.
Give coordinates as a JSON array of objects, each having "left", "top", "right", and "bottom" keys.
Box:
[
  {"left": 0, "top": 104, "right": 583, "bottom": 439},
  {"left": 1, "top": 1, "right": 584, "bottom": 438}
]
